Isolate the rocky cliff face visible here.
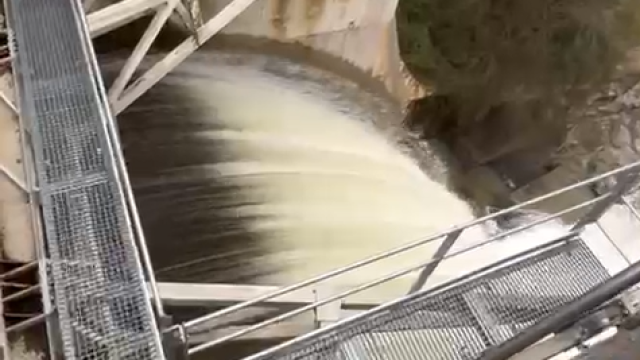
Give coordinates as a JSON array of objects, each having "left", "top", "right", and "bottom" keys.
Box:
[{"left": 396, "top": 0, "right": 640, "bottom": 208}]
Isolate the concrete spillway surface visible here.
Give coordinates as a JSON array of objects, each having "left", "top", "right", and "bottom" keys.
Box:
[{"left": 106, "top": 50, "right": 506, "bottom": 301}]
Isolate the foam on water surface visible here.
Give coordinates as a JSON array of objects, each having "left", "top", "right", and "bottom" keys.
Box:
[{"left": 114, "top": 51, "right": 501, "bottom": 300}]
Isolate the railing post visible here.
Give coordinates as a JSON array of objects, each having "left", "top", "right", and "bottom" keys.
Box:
[
  {"left": 571, "top": 170, "right": 640, "bottom": 231},
  {"left": 313, "top": 286, "right": 342, "bottom": 328},
  {"left": 408, "top": 229, "right": 463, "bottom": 294},
  {"left": 163, "top": 323, "right": 189, "bottom": 360}
]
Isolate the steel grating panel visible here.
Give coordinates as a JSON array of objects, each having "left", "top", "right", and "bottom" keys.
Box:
[
  {"left": 6, "top": 0, "right": 164, "bottom": 359},
  {"left": 252, "top": 238, "right": 610, "bottom": 360}
]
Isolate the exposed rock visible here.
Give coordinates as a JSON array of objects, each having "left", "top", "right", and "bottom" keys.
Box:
[
  {"left": 396, "top": 0, "right": 640, "bottom": 209},
  {"left": 509, "top": 75, "right": 640, "bottom": 213}
]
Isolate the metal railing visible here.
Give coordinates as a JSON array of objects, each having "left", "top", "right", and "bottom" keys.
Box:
[
  {"left": 166, "top": 160, "right": 640, "bottom": 356},
  {"left": 479, "top": 256, "right": 640, "bottom": 360},
  {"left": 73, "top": 0, "right": 166, "bottom": 320}
]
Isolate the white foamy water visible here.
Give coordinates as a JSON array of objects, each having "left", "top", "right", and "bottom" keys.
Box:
[{"left": 112, "top": 51, "right": 534, "bottom": 300}]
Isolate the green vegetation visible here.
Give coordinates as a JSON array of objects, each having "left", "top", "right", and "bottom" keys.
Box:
[{"left": 397, "top": 0, "right": 640, "bottom": 135}]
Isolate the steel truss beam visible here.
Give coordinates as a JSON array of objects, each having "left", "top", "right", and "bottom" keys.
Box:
[
  {"left": 0, "top": 163, "right": 28, "bottom": 194},
  {"left": 0, "top": 89, "right": 17, "bottom": 116},
  {"left": 0, "top": 70, "right": 18, "bottom": 117},
  {"left": 87, "top": 0, "right": 238, "bottom": 114},
  {"left": 107, "top": 0, "right": 181, "bottom": 102},
  {"left": 0, "top": 261, "right": 47, "bottom": 335},
  {"left": 108, "top": 0, "right": 259, "bottom": 114},
  {"left": 87, "top": 0, "right": 204, "bottom": 39},
  {"left": 87, "top": 0, "right": 166, "bottom": 38},
  {"left": 153, "top": 282, "right": 377, "bottom": 309},
  {"left": 174, "top": 0, "right": 203, "bottom": 40},
  {"left": 85, "top": 0, "right": 255, "bottom": 113},
  {"left": 0, "top": 77, "right": 26, "bottom": 193}
]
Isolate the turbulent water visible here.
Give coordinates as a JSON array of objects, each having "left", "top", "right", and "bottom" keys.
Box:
[{"left": 108, "top": 50, "right": 522, "bottom": 300}]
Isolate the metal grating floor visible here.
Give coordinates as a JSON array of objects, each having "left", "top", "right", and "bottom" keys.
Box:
[
  {"left": 6, "top": 0, "right": 164, "bottom": 359},
  {"left": 250, "top": 237, "right": 610, "bottom": 360}
]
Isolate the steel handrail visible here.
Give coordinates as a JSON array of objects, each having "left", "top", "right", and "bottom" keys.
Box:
[
  {"left": 175, "top": 160, "right": 640, "bottom": 338},
  {"left": 188, "top": 192, "right": 607, "bottom": 354},
  {"left": 238, "top": 232, "right": 586, "bottom": 360}
]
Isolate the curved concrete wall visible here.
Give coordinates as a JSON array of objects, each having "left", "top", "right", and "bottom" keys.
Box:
[{"left": 196, "top": 0, "right": 422, "bottom": 102}]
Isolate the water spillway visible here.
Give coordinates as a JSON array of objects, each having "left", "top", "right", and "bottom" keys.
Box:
[{"left": 112, "top": 50, "right": 492, "bottom": 299}]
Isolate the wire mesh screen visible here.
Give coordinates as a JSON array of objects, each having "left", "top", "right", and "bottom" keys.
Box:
[
  {"left": 7, "top": 0, "right": 163, "bottom": 359},
  {"left": 252, "top": 238, "right": 609, "bottom": 360}
]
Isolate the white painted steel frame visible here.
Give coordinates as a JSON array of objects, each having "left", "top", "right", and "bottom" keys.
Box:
[
  {"left": 0, "top": 162, "right": 28, "bottom": 193},
  {"left": 0, "top": 75, "right": 25, "bottom": 193},
  {"left": 0, "top": 87, "right": 17, "bottom": 115},
  {"left": 154, "top": 282, "right": 387, "bottom": 309},
  {"left": 83, "top": 0, "right": 257, "bottom": 114},
  {"left": 107, "top": 0, "right": 180, "bottom": 103},
  {"left": 87, "top": 0, "right": 166, "bottom": 38}
]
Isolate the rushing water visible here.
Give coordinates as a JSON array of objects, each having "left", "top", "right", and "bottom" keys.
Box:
[{"left": 105, "top": 50, "right": 500, "bottom": 300}]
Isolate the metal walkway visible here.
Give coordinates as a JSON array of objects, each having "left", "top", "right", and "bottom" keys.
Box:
[
  {"left": 5, "top": 0, "right": 164, "bottom": 359},
  {"left": 241, "top": 237, "right": 610, "bottom": 360}
]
